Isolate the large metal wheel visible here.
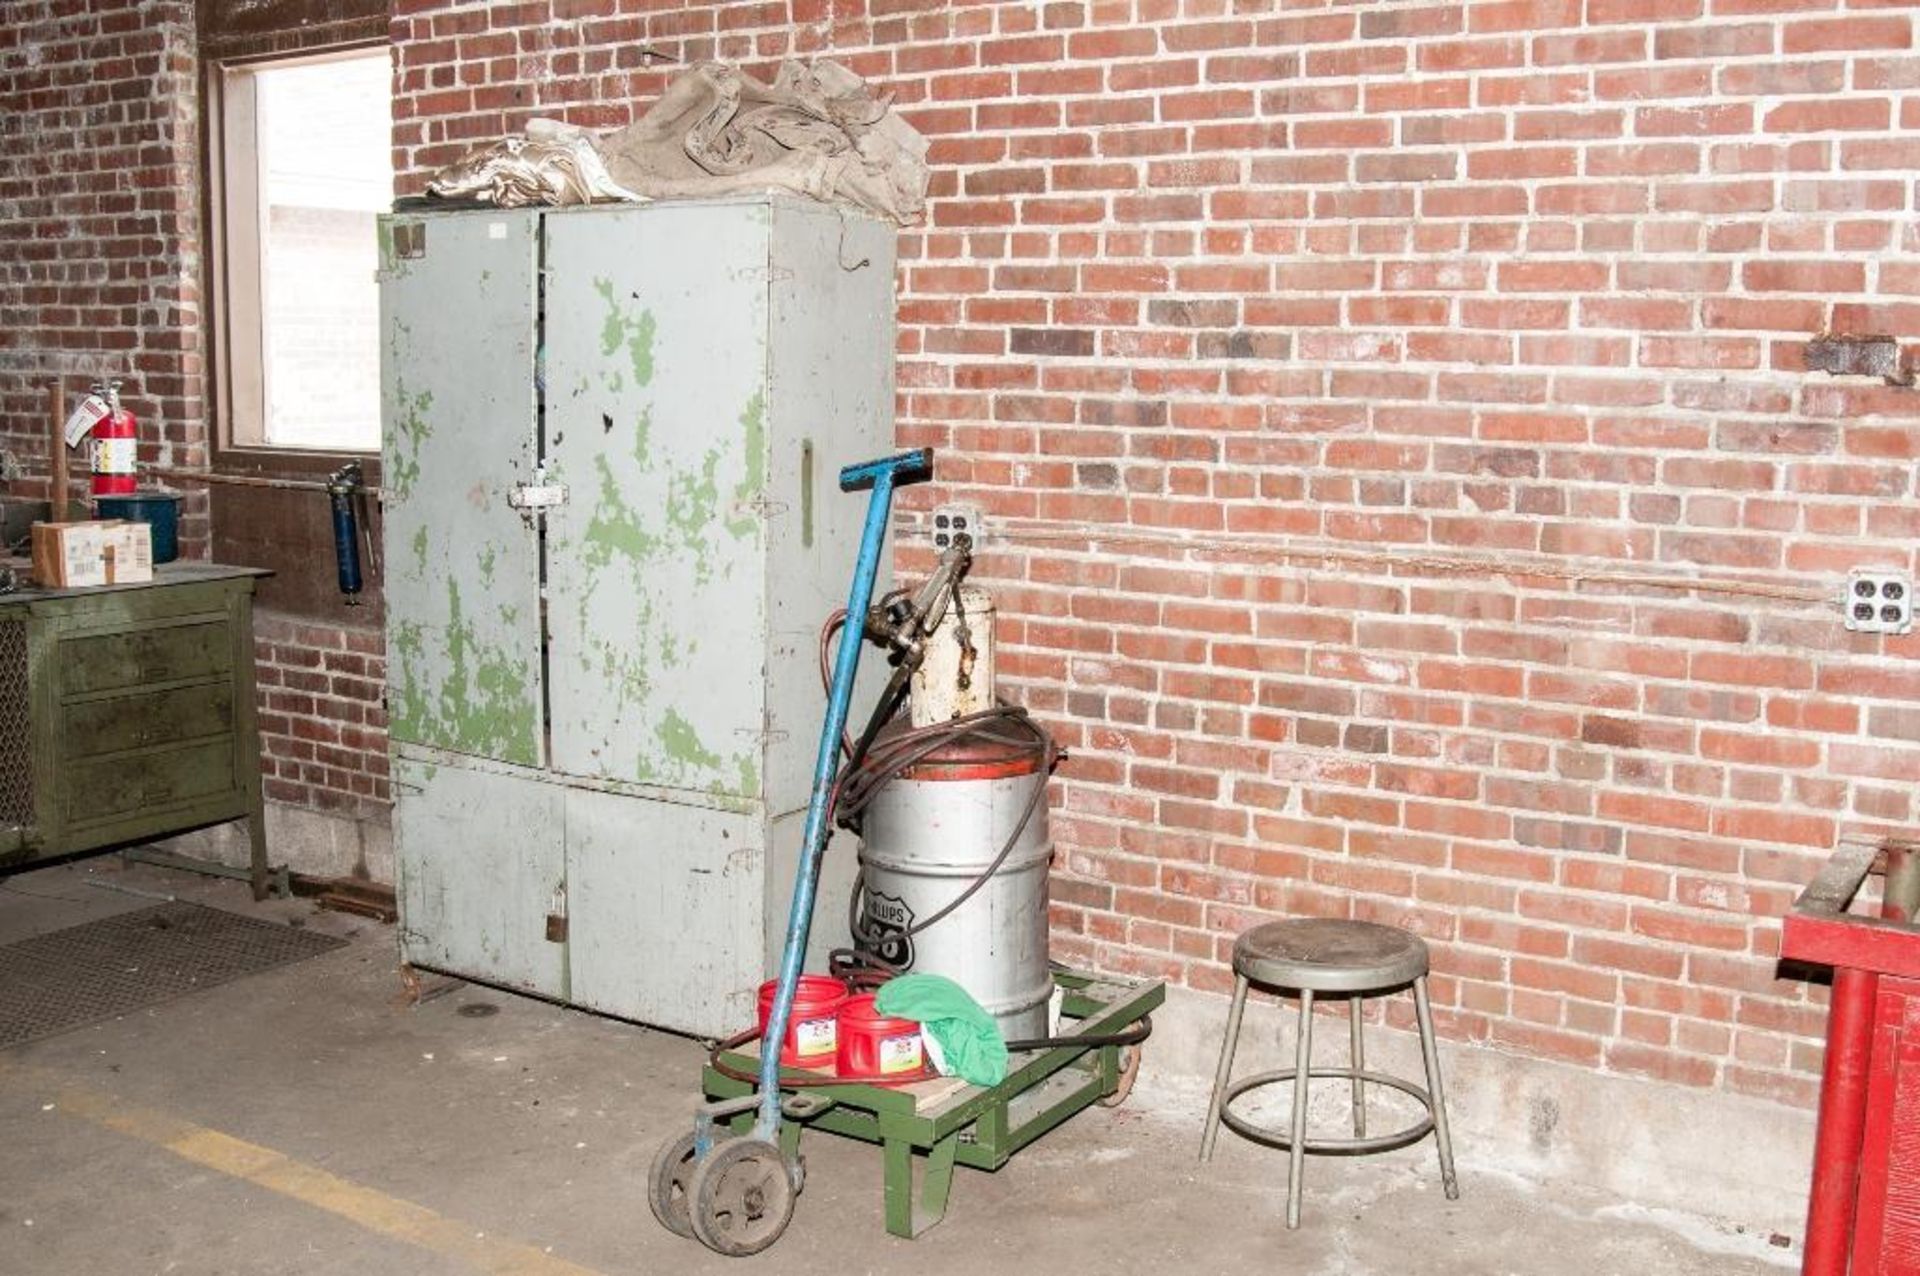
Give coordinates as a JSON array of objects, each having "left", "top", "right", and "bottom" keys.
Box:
[
  {"left": 687, "top": 1137, "right": 796, "bottom": 1257},
  {"left": 648, "top": 1132, "right": 700, "bottom": 1239}
]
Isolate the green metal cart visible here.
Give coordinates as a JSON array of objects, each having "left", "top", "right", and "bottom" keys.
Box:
[{"left": 699, "top": 969, "right": 1165, "bottom": 1239}]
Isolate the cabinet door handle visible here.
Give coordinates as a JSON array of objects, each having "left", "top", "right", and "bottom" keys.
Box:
[{"left": 801, "top": 438, "right": 814, "bottom": 548}]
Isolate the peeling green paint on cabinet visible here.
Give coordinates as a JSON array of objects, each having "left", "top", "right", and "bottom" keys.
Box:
[{"left": 380, "top": 211, "right": 544, "bottom": 769}]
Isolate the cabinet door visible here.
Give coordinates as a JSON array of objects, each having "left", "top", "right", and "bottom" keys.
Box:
[
  {"left": 393, "top": 751, "right": 569, "bottom": 1000},
  {"left": 564, "top": 788, "right": 761, "bottom": 1036},
  {"left": 540, "top": 203, "right": 769, "bottom": 797},
  {"left": 379, "top": 211, "right": 546, "bottom": 768},
  {"left": 761, "top": 203, "right": 897, "bottom": 815}
]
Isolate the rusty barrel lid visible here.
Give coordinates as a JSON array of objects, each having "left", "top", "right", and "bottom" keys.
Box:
[{"left": 871, "top": 717, "right": 1047, "bottom": 782}]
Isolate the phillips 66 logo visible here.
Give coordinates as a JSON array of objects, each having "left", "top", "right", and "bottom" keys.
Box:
[{"left": 860, "top": 891, "right": 916, "bottom": 969}]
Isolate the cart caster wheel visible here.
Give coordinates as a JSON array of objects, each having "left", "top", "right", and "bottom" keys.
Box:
[
  {"left": 688, "top": 1136, "right": 796, "bottom": 1257},
  {"left": 648, "top": 1132, "right": 701, "bottom": 1239},
  {"left": 1099, "top": 1026, "right": 1144, "bottom": 1109}
]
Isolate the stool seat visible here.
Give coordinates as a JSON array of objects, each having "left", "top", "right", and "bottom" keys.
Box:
[{"left": 1234, "top": 918, "right": 1428, "bottom": 993}]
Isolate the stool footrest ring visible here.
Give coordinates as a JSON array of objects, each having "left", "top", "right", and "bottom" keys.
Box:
[{"left": 1221, "top": 1067, "right": 1435, "bottom": 1157}]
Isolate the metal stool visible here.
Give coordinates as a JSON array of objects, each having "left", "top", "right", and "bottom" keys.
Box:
[{"left": 1199, "top": 918, "right": 1460, "bottom": 1228}]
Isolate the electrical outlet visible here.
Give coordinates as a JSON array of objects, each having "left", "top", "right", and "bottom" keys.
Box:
[
  {"left": 1845, "top": 569, "right": 1913, "bottom": 635},
  {"left": 931, "top": 503, "right": 983, "bottom": 553}
]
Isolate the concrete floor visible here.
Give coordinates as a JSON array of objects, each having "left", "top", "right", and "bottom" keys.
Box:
[{"left": 0, "top": 858, "right": 1797, "bottom": 1276}]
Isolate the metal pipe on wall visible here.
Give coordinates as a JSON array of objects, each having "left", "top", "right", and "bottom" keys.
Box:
[{"left": 146, "top": 466, "right": 386, "bottom": 498}]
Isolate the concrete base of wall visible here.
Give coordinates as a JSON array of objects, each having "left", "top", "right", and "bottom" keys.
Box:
[
  {"left": 151, "top": 802, "right": 393, "bottom": 884},
  {"left": 1135, "top": 982, "right": 1816, "bottom": 1240}
]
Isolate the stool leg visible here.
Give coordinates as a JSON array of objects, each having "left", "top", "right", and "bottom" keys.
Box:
[
  {"left": 1413, "top": 976, "right": 1460, "bottom": 1201},
  {"left": 1349, "top": 996, "right": 1366, "bottom": 1138},
  {"left": 1199, "top": 974, "right": 1249, "bottom": 1162},
  {"left": 1287, "top": 988, "right": 1314, "bottom": 1229}
]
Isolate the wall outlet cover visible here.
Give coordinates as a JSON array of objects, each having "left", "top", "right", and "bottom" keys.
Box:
[
  {"left": 931, "top": 503, "right": 983, "bottom": 552},
  {"left": 1845, "top": 569, "right": 1913, "bottom": 635}
]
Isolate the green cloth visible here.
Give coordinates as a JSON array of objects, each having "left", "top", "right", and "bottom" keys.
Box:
[{"left": 875, "top": 974, "right": 1008, "bottom": 1087}]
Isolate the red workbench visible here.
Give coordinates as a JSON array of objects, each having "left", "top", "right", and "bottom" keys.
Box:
[{"left": 1782, "top": 839, "right": 1920, "bottom": 1276}]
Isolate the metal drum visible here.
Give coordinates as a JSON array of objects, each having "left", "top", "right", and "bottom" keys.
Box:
[{"left": 856, "top": 734, "right": 1053, "bottom": 1043}]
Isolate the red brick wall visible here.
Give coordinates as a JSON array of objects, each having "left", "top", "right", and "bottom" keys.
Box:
[
  {"left": 254, "top": 613, "right": 392, "bottom": 820},
  {"left": 0, "top": 0, "right": 209, "bottom": 552},
  {"left": 2, "top": 4, "right": 389, "bottom": 830},
  {"left": 11, "top": 0, "right": 1918, "bottom": 1108},
  {"left": 388, "top": 0, "right": 1920, "bottom": 1107}
]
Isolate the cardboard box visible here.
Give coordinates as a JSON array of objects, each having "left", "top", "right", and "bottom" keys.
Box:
[
  {"left": 31, "top": 520, "right": 153, "bottom": 588},
  {"left": 101, "top": 520, "right": 153, "bottom": 583},
  {"left": 31, "top": 521, "right": 107, "bottom": 588}
]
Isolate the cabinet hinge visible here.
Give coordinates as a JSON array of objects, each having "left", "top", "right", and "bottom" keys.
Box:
[
  {"left": 741, "top": 721, "right": 789, "bottom": 748},
  {"left": 730, "top": 495, "right": 788, "bottom": 522}
]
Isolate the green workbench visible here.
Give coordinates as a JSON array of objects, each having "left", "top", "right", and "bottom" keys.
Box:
[
  {"left": 702, "top": 969, "right": 1165, "bottom": 1239},
  {"left": 0, "top": 562, "right": 274, "bottom": 897}
]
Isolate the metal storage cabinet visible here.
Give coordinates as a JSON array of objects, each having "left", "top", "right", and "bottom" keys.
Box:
[{"left": 379, "top": 196, "right": 894, "bottom": 1036}]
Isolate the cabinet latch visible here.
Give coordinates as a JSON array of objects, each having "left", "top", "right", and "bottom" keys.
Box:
[{"left": 509, "top": 481, "right": 569, "bottom": 511}]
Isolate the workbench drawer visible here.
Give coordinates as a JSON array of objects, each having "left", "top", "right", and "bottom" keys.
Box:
[
  {"left": 61, "top": 621, "right": 234, "bottom": 695},
  {"left": 62, "top": 682, "right": 237, "bottom": 760},
  {"left": 63, "top": 738, "right": 237, "bottom": 824}
]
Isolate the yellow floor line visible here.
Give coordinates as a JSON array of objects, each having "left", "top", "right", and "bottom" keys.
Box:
[{"left": 6, "top": 1062, "right": 604, "bottom": 1276}]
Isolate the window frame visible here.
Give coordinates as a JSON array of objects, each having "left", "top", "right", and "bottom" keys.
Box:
[{"left": 205, "top": 40, "right": 391, "bottom": 467}]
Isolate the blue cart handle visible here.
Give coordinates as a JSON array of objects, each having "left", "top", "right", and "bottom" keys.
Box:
[
  {"left": 840, "top": 448, "right": 932, "bottom": 493},
  {"left": 751, "top": 447, "right": 933, "bottom": 1143}
]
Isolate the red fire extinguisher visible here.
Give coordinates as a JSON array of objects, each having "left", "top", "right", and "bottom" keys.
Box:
[{"left": 90, "top": 379, "right": 137, "bottom": 498}]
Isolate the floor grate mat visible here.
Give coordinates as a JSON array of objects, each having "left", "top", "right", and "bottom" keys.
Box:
[{"left": 0, "top": 902, "right": 348, "bottom": 1048}]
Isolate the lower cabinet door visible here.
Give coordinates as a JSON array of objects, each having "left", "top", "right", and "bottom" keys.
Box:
[
  {"left": 393, "top": 751, "right": 570, "bottom": 1002},
  {"left": 565, "top": 788, "right": 762, "bottom": 1038}
]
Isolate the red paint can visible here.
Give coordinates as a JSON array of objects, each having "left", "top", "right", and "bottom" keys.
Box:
[
  {"left": 757, "top": 975, "right": 847, "bottom": 1069},
  {"left": 836, "top": 994, "right": 930, "bottom": 1081}
]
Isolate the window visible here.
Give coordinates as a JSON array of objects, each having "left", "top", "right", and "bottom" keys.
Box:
[{"left": 213, "top": 49, "right": 391, "bottom": 453}]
